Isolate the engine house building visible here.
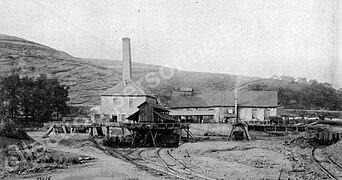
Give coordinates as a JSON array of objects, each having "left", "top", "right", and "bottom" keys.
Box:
[
  {"left": 94, "top": 38, "right": 157, "bottom": 123},
  {"left": 170, "top": 89, "right": 278, "bottom": 123}
]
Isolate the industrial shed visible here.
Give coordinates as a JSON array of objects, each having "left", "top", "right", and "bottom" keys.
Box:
[
  {"left": 127, "top": 101, "right": 177, "bottom": 123},
  {"left": 170, "top": 90, "right": 278, "bottom": 123}
]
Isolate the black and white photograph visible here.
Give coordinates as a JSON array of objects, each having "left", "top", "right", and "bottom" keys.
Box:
[{"left": 0, "top": 0, "right": 341, "bottom": 179}]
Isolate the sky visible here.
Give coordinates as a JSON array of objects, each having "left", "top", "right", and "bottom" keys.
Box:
[{"left": 0, "top": 0, "right": 341, "bottom": 88}]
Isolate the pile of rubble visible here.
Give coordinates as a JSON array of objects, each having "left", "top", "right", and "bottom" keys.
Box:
[
  {"left": 0, "top": 117, "right": 96, "bottom": 178},
  {"left": 1, "top": 141, "right": 96, "bottom": 178},
  {"left": 47, "top": 133, "right": 101, "bottom": 149},
  {"left": 0, "top": 117, "right": 33, "bottom": 147},
  {"left": 286, "top": 136, "right": 318, "bottom": 148}
]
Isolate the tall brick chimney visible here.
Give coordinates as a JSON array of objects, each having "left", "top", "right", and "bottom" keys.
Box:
[{"left": 122, "top": 37, "right": 132, "bottom": 83}]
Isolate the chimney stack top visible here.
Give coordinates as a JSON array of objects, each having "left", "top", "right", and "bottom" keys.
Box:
[{"left": 122, "top": 37, "right": 132, "bottom": 82}]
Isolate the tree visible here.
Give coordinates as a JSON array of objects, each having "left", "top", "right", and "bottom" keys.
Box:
[
  {"left": 246, "top": 78, "right": 342, "bottom": 110},
  {"left": 19, "top": 76, "right": 35, "bottom": 120},
  {"left": 0, "top": 78, "right": 5, "bottom": 116},
  {"left": 33, "top": 74, "right": 51, "bottom": 120},
  {"left": 0, "top": 74, "right": 70, "bottom": 121},
  {"left": 31, "top": 74, "right": 70, "bottom": 121},
  {"left": 2, "top": 74, "right": 21, "bottom": 119},
  {"left": 49, "top": 77, "right": 69, "bottom": 120},
  {"left": 296, "top": 77, "right": 307, "bottom": 83}
]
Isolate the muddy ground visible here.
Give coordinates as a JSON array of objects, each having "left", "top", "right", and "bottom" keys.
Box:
[{"left": 1, "top": 130, "right": 339, "bottom": 180}]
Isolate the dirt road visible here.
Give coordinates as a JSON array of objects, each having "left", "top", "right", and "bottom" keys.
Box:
[{"left": 2, "top": 132, "right": 166, "bottom": 180}]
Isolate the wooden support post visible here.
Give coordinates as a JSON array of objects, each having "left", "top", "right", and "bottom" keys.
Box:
[
  {"left": 142, "top": 133, "right": 148, "bottom": 146},
  {"left": 106, "top": 126, "right": 110, "bottom": 138},
  {"left": 61, "top": 125, "right": 67, "bottom": 134},
  {"left": 243, "top": 125, "right": 251, "bottom": 141},
  {"left": 275, "top": 126, "right": 277, "bottom": 132},
  {"left": 228, "top": 126, "right": 235, "bottom": 140},
  {"left": 150, "top": 131, "right": 157, "bottom": 148},
  {"left": 187, "top": 128, "right": 189, "bottom": 139},
  {"left": 131, "top": 132, "right": 137, "bottom": 147},
  {"left": 89, "top": 127, "right": 93, "bottom": 136},
  {"left": 121, "top": 127, "right": 125, "bottom": 137},
  {"left": 179, "top": 129, "right": 182, "bottom": 146},
  {"left": 153, "top": 131, "right": 158, "bottom": 142}
]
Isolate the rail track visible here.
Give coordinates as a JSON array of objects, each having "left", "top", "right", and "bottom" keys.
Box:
[
  {"left": 159, "top": 148, "right": 217, "bottom": 180},
  {"left": 312, "top": 147, "right": 342, "bottom": 180},
  {"left": 328, "top": 156, "right": 342, "bottom": 172},
  {"left": 106, "top": 147, "right": 216, "bottom": 180}
]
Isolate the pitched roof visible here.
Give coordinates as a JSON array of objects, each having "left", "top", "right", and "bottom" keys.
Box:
[
  {"left": 170, "top": 91, "right": 278, "bottom": 108},
  {"left": 126, "top": 110, "right": 140, "bottom": 121},
  {"left": 153, "top": 111, "right": 178, "bottom": 122},
  {"left": 126, "top": 109, "right": 177, "bottom": 122},
  {"left": 101, "top": 79, "right": 155, "bottom": 97},
  {"left": 138, "top": 101, "right": 170, "bottom": 112}
]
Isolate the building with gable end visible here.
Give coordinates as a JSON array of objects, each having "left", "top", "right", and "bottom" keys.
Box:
[{"left": 92, "top": 38, "right": 157, "bottom": 123}]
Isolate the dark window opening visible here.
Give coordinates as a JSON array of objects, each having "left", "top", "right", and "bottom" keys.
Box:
[{"left": 111, "top": 115, "right": 117, "bottom": 122}]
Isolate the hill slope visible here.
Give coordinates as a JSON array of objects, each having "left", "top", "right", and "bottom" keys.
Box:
[
  {"left": 240, "top": 78, "right": 342, "bottom": 111},
  {"left": 0, "top": 34, "right": 259, "bottom": 106}
]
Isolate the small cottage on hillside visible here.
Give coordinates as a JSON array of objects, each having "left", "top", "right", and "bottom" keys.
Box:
[{"left": 170, "top": 89, "right": 278, "bottom": 123}]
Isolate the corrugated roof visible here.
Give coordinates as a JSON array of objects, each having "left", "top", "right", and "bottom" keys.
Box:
[
  {"left": 170, "top": 91, "right": 278, "bottom": 108},
  {"left": 101, "top": 79, "right": 155, "bottom": 97}
]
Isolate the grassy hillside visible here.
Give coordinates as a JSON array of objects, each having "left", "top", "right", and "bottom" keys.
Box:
[
  {"left": 0, "top": 34, "right": 258, "bottom": 106},
  {"left": 242, "top": 78, "right": 342, "bottom": 111}
]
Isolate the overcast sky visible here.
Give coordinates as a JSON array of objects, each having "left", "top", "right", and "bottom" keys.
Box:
[{"left": 0, "top": 0, "right": 341, "bottom": 88}]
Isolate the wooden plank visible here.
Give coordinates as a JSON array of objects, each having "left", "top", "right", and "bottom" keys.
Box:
[
  {"left": 150, "top": 131, "right": 157, "bottom": 148},
  {"left": 61, "top": 125, "right": 67, "bottom": 133},
  {"left": 96, "top": 127, "right": 104, "bottom": 136},
  {"left": 131, "top": 133, "right": 137, "bottom": 147},
  {"left": 42, "top": 125, "right": 54, "bottom": 138}
]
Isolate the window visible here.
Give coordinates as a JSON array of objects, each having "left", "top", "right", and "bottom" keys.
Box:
[
  {"left": 121, "top": 114, "right": 126, "bottom": 121},
  {"left": 228, "top": 108, "right": 234, "bottom": 114},
  {"left": 129, "top": 98, "right": 134, "bottom": 108},
  {"left": 111, "top": 115, "right": 117, "bottom": 122},
  {"left": 252, "top": 109, "right": 258, "bottom": 119},
  {"left": 95, "top": 114, "right": 100, "bottom": 120},
  {"left": 113, "top": 98, "right": 123, "bottom": 107},
  {"left": 203, "top": 115, "right": 214, "bottom": 123},
  {"left": 264, "top": 109, "right": 270, "bottom": 120}
]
